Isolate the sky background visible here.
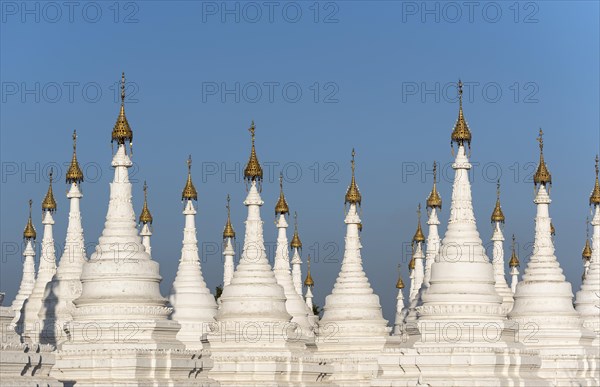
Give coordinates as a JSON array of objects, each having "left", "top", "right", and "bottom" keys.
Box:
[{"left": 1, "top": 1, "right": 599, "bottom": 324}]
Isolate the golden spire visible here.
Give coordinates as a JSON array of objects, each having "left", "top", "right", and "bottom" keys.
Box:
[
  {"left": 590, "top": 155, "right": 600, "bottom": 206},
  {"left": 583, "top": 217, "right": 592, "bottom": 260},
  {"left": 290, "top": 211, "right": 302, "bottom": 250},
  {"left": 23, "top": 199, "right": 36, "bottom": 240},
  {"left": 491, "top": 179, "right": 505, "bottom": 223},
  {"left": 550, "top": 221, "right": 556, "bottom": 236},
  {"left": 345, "top": 148, "right": 362, "bottom": 206},
  {"left": 304, "top": 254, "right": 314, "bottom": 287},
  {"left": 111, "top": 72, "right": 133, "bottom": 149},
  {"left": 533, "top": 129, "right": 552, "bottom": 188},
  {"left": 182, "top": 155, "right": 198, "bottom": 201},
  {"left": 396, "top": 264, "right": 405, "bottom": 289},
  {"left": 509, "top": 235, "right": 520, "bottom": 268},
  {"left": 66, "top": 130, "right": 84, "bottom": 184},
  {"left": 412, "top": 204, "right": 425, "bottom": 243},
  {"left": 223, "top": 194, "right": 236, "bottom": 239},
  {"left": 244, "top": 121, "right": 263, "bottom": 184},
  {"left": 42, "top": 168, "right": 57, "bottom": 212},
  {"left": 426, "top": 161, "right": 442, "bottom": 210},
  {"left": 408, "top": 256, "right": 416, "bottom": 271},
  {"left": 139, "top": 181, "right": 153, "bottom": 225},
  {"left": 451, "top": 80, "right": 472, "bottom": 149},
  {"left": 275, "top": 172, "right": 290, "bottom": 215}
]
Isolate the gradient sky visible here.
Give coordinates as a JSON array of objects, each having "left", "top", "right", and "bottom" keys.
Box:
[{"left": 1, "top": 1, "right": 599, "bottom": 323}]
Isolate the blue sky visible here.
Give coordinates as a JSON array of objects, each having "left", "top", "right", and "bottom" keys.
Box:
[{"left": 1, "top": 1, "right": 599, "bottom": 323}]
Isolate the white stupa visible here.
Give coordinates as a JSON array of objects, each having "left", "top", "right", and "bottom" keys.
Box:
[
  {"left": 138, "top": 181, "right": 153, "bottom": 256},
  {"left": 169, "top": 155, "right": 218, "bottom": 349},
  {"left": 22, "top": 170, "right": 58, "bottom": 342},
  {"left": 54, "top": 74, "right": 215, "bottom": 386},
  {"left": 405, "top": 204, "right": 426, "bottom": 328},
  {"left": 303, "top": 254, "right": 318, "bottom": 326},
  {"left": 392, "top": 266, "right": 406, "bottom": 335},
  {"left": 317, "top": 149, "right": 389, "bottom": 384},
  {"left": 272, "top": 173, "right": 313, "bottom": 335},
  {"left": 575, "top": 156, "right": 600, "bottom": 336},
  {"left": 489, "top": 180, "right": 514, "bottom": 313},
  {"left": 222, "top": 194, "right": 236, "bottom": 287},
  {"left": 509, "top": 129, "right": 597, "bottom": 383},
  {"left": 423, "top": 161, "right": 442, "bottom": 292},
  {"left": 39, "top": 130, "right": 87, "bottom": 346},
  {"left": 290, "top": 212, "right": 303, "bottom": 296},
  {"left": 508, "top": 235, "right": 520, "bottom": 294},
  {"left": 11, "top": 201, "right": 37, "bottom": 328},
  {"left": 209, "top": 122, "right": 330, "bottom": 384}
]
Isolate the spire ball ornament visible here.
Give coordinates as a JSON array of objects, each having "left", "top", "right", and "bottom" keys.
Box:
[
  {"left": 509, "top": 234, "right": 520, "bottom": 268},
  {"left": 244, "top": 121, "right": 263, "bottom": 188},
  {"left": 139, "top": 180, "right": 153, "bottom": 225},
  {"left": 223, "top": 194, "right": 236, "bottom": 239},
  {"left": 304, "top": 254, "right": 314, "bottom": 287},
  {"left": 42, "top": 168, "right": 57, "bottom": 212},
  {"left": 23, "top": 199, "right": 36, "bottom": 240},
  {"left": 590, "top": 154, "right": 600, "bottom": 206},
  {"left": 451, "top": 79, "right": 472, "bottom": 150},
  {"left": 345, "top": 148, "right": 362, "bottom": 206},
  {"left": 66, "top": 129, "right": 84, "bottom": 184},
  {"left": 396, "top": 264, "right": 405, "bottom": 289},
  {"left": 426, "top": 161, "right": 442, "bottom": 210},
  {"left": 275, "top": 172, "right": 290, "bottom": 215},
  {"left": 413, "top": 203, "right": 425, "bottom": 243},
  {"left": 111, "top": 72, "right": 133, "bottom": 151},
  {"left": 182, "top": 155, "right": 198, "bottom": 201},
  {"left": 290, "top": 211, "right": 302, "bottom": 250},
  {"left": 491, "top": 179, "right": 505, "bottom": 223},
  {"left": 533, "top": 128, "right": 552, "bottom": 188}
]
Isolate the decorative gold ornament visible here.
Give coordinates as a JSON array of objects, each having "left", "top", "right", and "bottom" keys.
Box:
[
  {"left": 182, "top": 155, "right": 198, "bottom": 201},
  {"left": 304, "top": 254, "right": 314, "bottom": 287},
  {"left": 139, "top": 181, "right": 153, "bottom": 225},
  {"left": 223, "top": 194, "right": 236, "bottom": 239},
  {"left": 426, "top": 161, "right": 442, "bottom": 210},
  {"left": 42, "top": 168, "right": 57, "bottom": 212},
  {"left": 509, "top": 235, "right": 520, "bottom": 268},
  {"left": 23, "top": 199, "right": 36, "bottom": 240},
  {"left": 533, "top": 129, "right": 552, "bottom": 188},
  {"left": 345, "top": 148, "right": 362, "bottom": 206},
  {"left": 111, "top": 72, "right": 133, "bottom": 148},
  {"left": 408, "top": 256, "right": 416, "bottom": 271},
  {"left": 491, "top": 179, "right": 505, "bottom": 223},
  {"left": 396, "top": 264, "right": 405, "bottom": 289},
  {"left": 590, "top": 155, "right": 600, "bottom": 206},
  {"left": 66, "top": 130, "right": 84, "bottom": 184},
  {"left": 275, "top": 172, "right": 290, "bottom": 215},
  {"left": 290, "top": 211, "right": 302, "bottom": 250},
  {"left": 413, "top": 204, "right": 425, "bottom": 243},
  {"left": 451, "top": 80, "right": 472, "bottom": 149},
  {"left": 244, "top": 121, "right": 263, "bottom": 184},
  {"left": 582, "top": 217, "right": 592, "bottom": 260}
]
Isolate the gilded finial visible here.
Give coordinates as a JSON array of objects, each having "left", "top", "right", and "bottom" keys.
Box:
[
  {"left": 426, "top": 161, "right": 442, "bottom": 210},
  {"left": 275, "top": 172, "right": 290, "bottom": 215},
  {"left": 550, "top": 221, "right": 556, "bottom": 236},
  {"left": 42, "top": 168, "right": 57, "bottom": 212},
  {"left": 408, "top": 256, "right": 416, "bottom": 271},
  {"left": 290, "top": 211, "right": 302, "bottom": 250},
  {"left": 413, "top": 204, "right": 425, "bottom": 243},
  {"left": 182, "top": 155, "right": 198, "bottom": 201},
  {"left": 111, "top": 72, "right": 133, "bottom": 148},
  {"left": 491, "top": 179, "right": 505, "bottom": 223},
  {"left": 509, "top": 235, "right": 519, "bottom": 268},
  {"left": 396, "top": 264, "right": 405, "bottom": 289},
  {"left": 304, "top": 254, "right": 314, "bottom": 287},
  {"left": 23, "top": 199, "right": 36, "bottom": 240},
  {"left": 590, "top": 155, "right": 600, "bottom": 206},
  {"left": 533, "top": 129, "right": 552, "bottom": 188},
  {"left": 345, "top": 148, "right": 362, "bottom": 206},
  {"left": 66, "top": 130, "right": 84, "bottom": 184},
  {"left": 582, "top": 217, "right": 592, "bottom": 260},
  {"left": 139, "top": 181, "right": 153, "bottom": 225},
  {"left": 244, "top": 121, "right": 263, "bottom": 185},
  {"left": 451, "top": 79, "right": 472, "bottom": 149},
  {"left": 223, "top": 194, "right": 236, "bottom": 239}
]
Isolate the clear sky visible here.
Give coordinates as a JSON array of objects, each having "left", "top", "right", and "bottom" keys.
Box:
[{"left": 1, "top": 1, "right": 599, "bottom": 323}]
